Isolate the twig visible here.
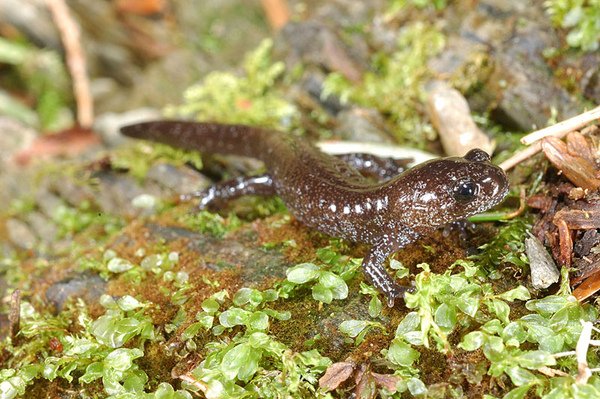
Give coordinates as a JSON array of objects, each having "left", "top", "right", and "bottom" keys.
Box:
[
  {"left": 178, "top": 373, "right": 208, "bottom": 391},
  {"left": 260, "top": 0, "right": 290, "bottom": 31},
  {"left": 499, "top": 114, "right": 600, "bottom": 171},
  {"left": 575, "top": 321, "right": 592, "bottom": 384},
  {"left": 499, "top": 142, "right": 542, "bottom": 171},
  {"left": 521, "top": 106, "right": 600, "bottom": 145},
  {"left": 537, "top": 366, "right": 568, "bottom": 377},
  {"left": 502, "top": 187, "right": 526, "bottom": 220},
  {"left": 46, "top": 0, "right": 94, "bottom": 128},
  {"left": 8, "top": 290, "right": 21, "bottom": 341}
]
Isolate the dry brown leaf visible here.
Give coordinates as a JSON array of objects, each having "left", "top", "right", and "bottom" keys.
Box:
[
  {"left": 541, "top": 137, "right": 600, "bottom": 191},
  {"left": 566, "top": 131, "right": 595, "bottom": 164},
  {"left": 554, "top": 218, "right": 573, "bottom": 267},
  {"left": 573, "top": 269, "right": 600, "bottom": 301},
  {"left": 354, "top": 364, "right": 377, "bottom": 399},
  {"left": 319, "top": 361, "right": 356, "bottom": 391},
  {"left": 371, "top": 372, "right": 401, "bottom": 392},
  {"left": 14, "top": 127, "right": 101, "bottom": 165},
  {"left": 554, "top": 209, "right": 600, "bottom": 230}
]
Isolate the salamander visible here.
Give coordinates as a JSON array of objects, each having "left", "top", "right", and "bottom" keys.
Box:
[{"left": 121, "top": 121, "right": 509, "bottom": 306}]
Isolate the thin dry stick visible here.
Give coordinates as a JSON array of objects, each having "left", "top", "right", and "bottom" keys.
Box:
[
  {"left": 499, "top": 142, "right": 542, "bottom": 171},
  {"left": 521, "top": 105, "right": 600, "bottom": 145},
  {"left": 9, "top": 290, "right": 21, "bottom": 341},
  {"left": 178, "top": 373, "right": 208, "bottom": 391},
  {"left": 499, "top": 113, "right": 600, "bottom": 171},
  {"left": 575, "top": 321, "right": 593, "bottom": 384},
  {"left": 46, "top": 0, "right": 94, "bottom": 128}
]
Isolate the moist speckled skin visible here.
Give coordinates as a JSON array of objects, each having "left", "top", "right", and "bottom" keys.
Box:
[{"left": 121, "top": 121, "right": 509, "bottom": 305}]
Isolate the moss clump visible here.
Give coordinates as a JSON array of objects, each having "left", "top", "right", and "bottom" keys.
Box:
[
  {"left": 323, "top": 22, "right": 445, "bottom": 147},
  {"left": 167, "top": 39, "right": 299, "bottom": 131},
  {"left": 545, "top": 0, "right": 600, "bottom": 52},
  {"left": 111, "top": 141, "right": 203, "bottom": 181}
]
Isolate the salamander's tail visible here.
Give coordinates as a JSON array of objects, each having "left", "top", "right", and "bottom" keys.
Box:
[{"left": 120, "top": 120, "right": 268, "bottom": 158}]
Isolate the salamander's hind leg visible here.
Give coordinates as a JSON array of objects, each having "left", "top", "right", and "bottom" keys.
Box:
[
  {"left": 336, "top": 153, "right": 410, "bottom": 180},
  {"left": 362, "top": 227, "right": 419, "bottom": 307},
  {"left": 183, "top": 174, "right": 275, "bottom": 210}
]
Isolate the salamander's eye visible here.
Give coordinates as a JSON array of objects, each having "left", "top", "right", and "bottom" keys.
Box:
[{"left": 452, "top": 180, "right": 479, "bottom": 202}]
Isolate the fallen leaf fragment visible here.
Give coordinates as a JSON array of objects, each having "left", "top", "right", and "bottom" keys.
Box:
[
  {"left": 566, "top": 131, "right": 595, "bottom": 164},
  {"left": 319, "top": 361, "right": 356, "bottom": 391},
  {"left": 260, "top": 0, "right": 290, "bottom": 31},
  {"left": 553, "top": 218, "right": 573, "bottom": 267},
  {"left": 554, "top": 209, "right": 600, "bottom": 230},
  {"left": 573, "top": 269, "right": 600, "bottom": 301},
  {"left": 115, "top": 0, "right": 166, "bottom": 15},
  {"left": 527, "top": 195, "right": 554, "bottom": 213},
  {"left": 14, "top": 127, "right": 101, "bottom": 165},
  {"left": 354, "top": 363, "right": 377, "bottom": 399},
  {"left": 541, "top": 136, "right": 600, "bottom": 191},
  {"left": 371, "top": 372, "right": 401, "bottom": 392},
  {"left": 9, "top": 290, "right": 21, "bottom": 341}
]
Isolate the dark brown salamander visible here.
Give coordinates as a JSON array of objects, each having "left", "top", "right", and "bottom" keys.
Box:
[{"left": 121, "top": 121, "right": 509, "bottom": 306}]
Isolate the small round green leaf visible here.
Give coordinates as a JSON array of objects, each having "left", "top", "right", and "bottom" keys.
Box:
[
  {"left": 107, "top": 257, "right": 134, "bottom": 273},
  {"left": 459, "top": 331, "right": 484, "bottom": 351},
  {"left": 339, "top": 320, "right": 369, "bottom": 338},
  {"left": 387, "top": 339, "right": 419, "bottom": 367},
  {"left": 286, "top": 263, "right": 320, "bottom": 284},
  {"left": 312, "top": 284, "right": 333, "bottom": 304},
  {"left": 219, "top": 308, "right": 250, "bottom": 328}
]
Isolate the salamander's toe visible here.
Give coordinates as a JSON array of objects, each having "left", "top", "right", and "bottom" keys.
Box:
[{"left": 385, "top": 284, "right": 415, "bottom": 307}]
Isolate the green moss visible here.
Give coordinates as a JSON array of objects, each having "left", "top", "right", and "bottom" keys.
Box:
[
  {"left": 387, "top": 0, "right": 449, "bottom": 13},
  {"left": 166, "top": 39, "right": 299, "bottom": 131},
  {"left": 178, "top": 210, "right": 242, "bottom": 238},
  {"left": 111, "top": 141, "right": 202, "bottom": 181},
  {"left": 470, "top": 219, "right": 530, "bottom": 276},
  {"left": 178, "top": 287, "right": 331, "bottom": 399},
  {"left": 322, "top": 22, "right": 445, "bottom": 147},
  {"left": 0, "top": 37, "right": 71, "bottom": 130},
  {"left": 51, "top": 201, "right": 123, "bottom": 239},
  {"left": 545, "top": 0, "right": 600, "bottom": 52}
]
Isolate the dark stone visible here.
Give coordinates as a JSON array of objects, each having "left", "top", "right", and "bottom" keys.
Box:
[
  {"left": 334, "top": 108, "right": 392, "bottom": 143},
  {"left": 437, "top": 0, "right": 585, "bottom": 131},
  {"left": 146, "top": 163, "right": 211, "bottom": 195},
  {"left": 5, "top": 218, "right": 37, "bottom": 250},
  {"left": 92, "top": 172, "right": 163, "bottom": 217},
  {"left": 145, "top": 223, "right": 292, "bottom": 283},
  {"left": 45, "top": 272, "right": 107, "bottom": 312},
  {"left": 24, "top": 211, "right": 58, "bottom": 244},
  {"left": 276, "top": 21, "right": 365, "bottom": 83}
]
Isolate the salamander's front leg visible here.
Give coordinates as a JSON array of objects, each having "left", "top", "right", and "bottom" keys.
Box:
[
  {"left": 362, "top": 228, "right": 419, "bottom": 307},
  {"left": 183, "top": 174, "right": 275, "bottom": 210}
]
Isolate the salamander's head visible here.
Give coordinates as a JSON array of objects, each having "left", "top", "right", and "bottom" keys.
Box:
[{"left": 393, "top": 148, "right": 509, "bottom": 230}]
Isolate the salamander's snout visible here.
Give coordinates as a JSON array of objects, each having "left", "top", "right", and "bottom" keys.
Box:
[{"left": 485, "top": 164, "right": 510, "bottom": 204}]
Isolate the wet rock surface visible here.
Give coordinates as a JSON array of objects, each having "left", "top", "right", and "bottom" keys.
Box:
[
  {"left": 433, "top": 0, "right": 586, "bottom": 131},
  {"left": 1, "top": 1, "right": 600, "bottom": 396},
  {"left": 45, "top": 272, "right": 107, "bottom": 312}
]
